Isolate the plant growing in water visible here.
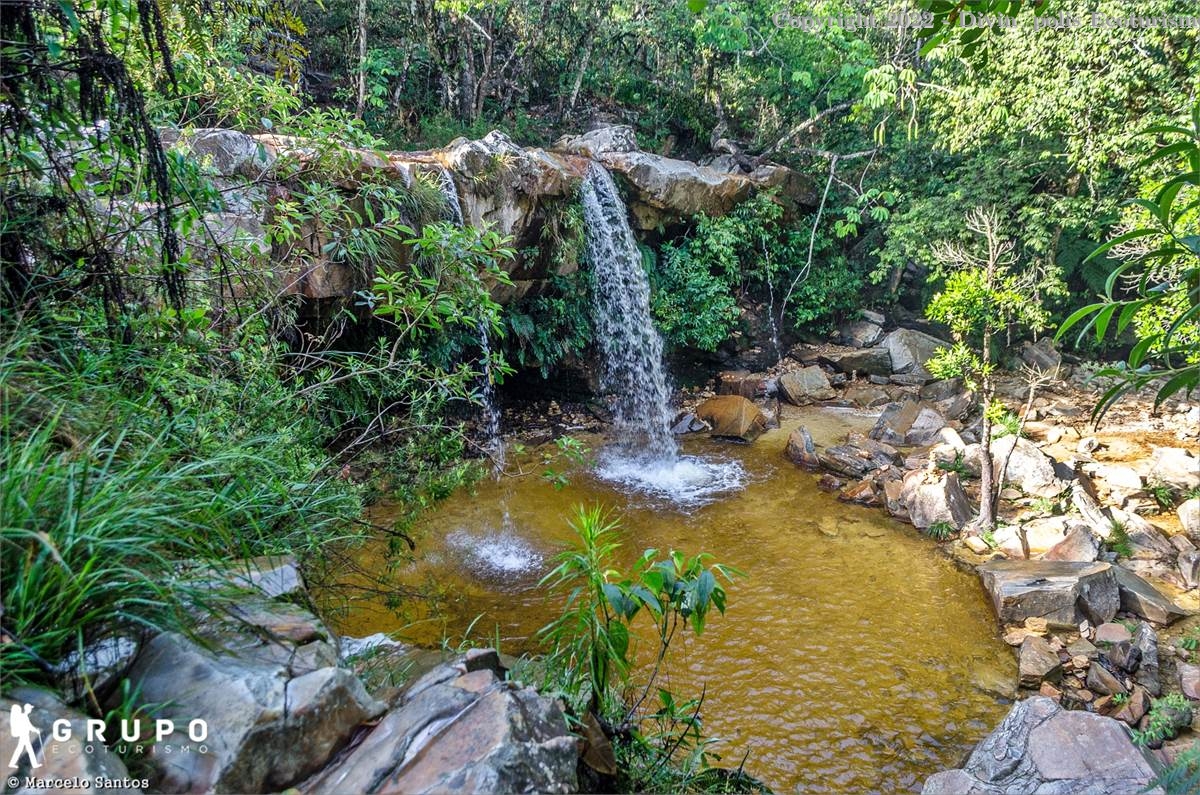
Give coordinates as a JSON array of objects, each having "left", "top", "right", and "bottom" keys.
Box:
[{"left": 538, "top": 505, "right": 743, "bottom": 790}]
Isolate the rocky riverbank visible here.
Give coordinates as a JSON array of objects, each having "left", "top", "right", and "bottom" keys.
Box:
[
  {"left": 640, "top": 308, "right": 1200, "bottom": 788},
  {"left": 0, "top": 558, "right": 578, "bottom": 795}
]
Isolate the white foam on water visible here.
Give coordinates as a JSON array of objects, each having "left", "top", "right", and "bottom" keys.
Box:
[
  {"left": 594, "top": 451, "right": 748, "bottom": 507},
  {"left": 445, "top": 527, "right": 543, "bottom": 579}
]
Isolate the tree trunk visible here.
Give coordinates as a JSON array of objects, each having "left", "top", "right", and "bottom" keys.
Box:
[
  {"left": 560, "top": 23, "right": 597, "bottom": 119},
  {"left": 354, "top": 0, "right": 368, "bottom": 119},
  {"left": 977, "top": 259, "right": 998, "bottom": 536}
]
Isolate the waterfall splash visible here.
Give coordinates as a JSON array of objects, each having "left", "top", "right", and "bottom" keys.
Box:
[{"left": 580, "top": 164, "right": 746, "bottom": 506}]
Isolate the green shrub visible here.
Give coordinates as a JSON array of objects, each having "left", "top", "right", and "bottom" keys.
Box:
[
  {"left": 538, "top": 505, "right": 743, "bottom": 790},
  {"left": 0, "top": 320, "right": 361, "bottom": 692}
]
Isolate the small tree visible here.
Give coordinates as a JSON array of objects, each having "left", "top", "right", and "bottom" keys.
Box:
[{"left": 925, "top": 207, "right": 1053, "bottom": 534}]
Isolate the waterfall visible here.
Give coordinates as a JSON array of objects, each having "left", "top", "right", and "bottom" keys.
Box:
[
  {"left": 434, "top": 165, "right": 502, "bottom": 475},
  {"left": 477, "top": 321, "right": 505, "bottom": 477},
  {"left": 436, "top": 166, "right": 464, "bottom": 226},
  {"left": 580, "top": 163, "right": 748, "bottom": 506},
  {"left": 580, "top": 164, "right": 679, "bottom": 461},
  {"left": 766, "top": 276, "right": 782, "bottom": 365}
]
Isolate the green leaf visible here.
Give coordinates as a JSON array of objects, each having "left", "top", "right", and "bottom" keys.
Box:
[{"left": 1083, "top": 228, "right": 1158, "bottom": 264}]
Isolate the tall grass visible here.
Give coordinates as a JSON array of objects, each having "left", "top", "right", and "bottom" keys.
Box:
[{"left": 0, "top": 320, "right": 361, "bottom": 693}]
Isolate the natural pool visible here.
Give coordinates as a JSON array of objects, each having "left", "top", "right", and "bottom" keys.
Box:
[{"left": 324, "top": 408, "right": 1014, "bottom": 793}]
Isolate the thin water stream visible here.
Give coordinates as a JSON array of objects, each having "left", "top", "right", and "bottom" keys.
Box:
[{"left": 321, "top": 409, "right": 1013, "bottom": 793}]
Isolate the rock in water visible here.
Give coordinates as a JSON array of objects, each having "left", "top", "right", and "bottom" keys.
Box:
[
  {"left": 307, "top": 654, "right": 577, "bottom": 794},
  {"left": 694, "top": 395, "right": 768, "bottom": 443},
  {"left": 784, "top": 426, "right": 820, "bottom": 469},
  {"left": 977, "top": 560, "right": 1119, "bottom": 626},
  {"left": 921, "top": 697, "right": 1160, "bottom": 794}
]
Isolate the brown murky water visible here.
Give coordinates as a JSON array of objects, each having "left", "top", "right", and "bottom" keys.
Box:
[{"left": 321, "top": 408, "right": 1014, "bottom": 793}]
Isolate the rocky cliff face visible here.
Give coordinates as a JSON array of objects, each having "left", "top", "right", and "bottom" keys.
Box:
[{"left": 167, "top": 125, "right": 815, "bottom": 307}]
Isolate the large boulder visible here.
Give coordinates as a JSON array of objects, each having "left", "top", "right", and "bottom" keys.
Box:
[
  {"left": 777, "top": 366, "right": 835, "bottom": 405},
  {"left": 1, "top": 687, "right": 140, "bottom": 794},
  {"left": 552, "top": 125, "right": 639, "bottom": 157},
  {"left": 694, "top": 395, "right": 768, "bottom": 443},
  {"left": 900, "top": 471, "right": 973, "bottom": 530},
  {"left": 989, "top": 436, "right": 1068, "bottom": 498},
  {"left": 174, "top": 128, "right": 273, "bottom": 178},
  {"left": 306, "top": 655, "right": 576, "bottom": 795},
  {"left": 822, "top": 347, "right": 893, "bottom": 376},
  {"left": 1019, "top": 338, "right": 1063, "bottom": 374},
  {"left": 124, "top": 622, "right": 384, "bottom": 793},
  {"left": 880, "top": 329, "right": 947, "bottom": 379},
  {"left": 922, "top": 697, "right": 1161, "bottom": 794},
  {"left": 978, "top": 560, "right": 1120, "bottom": 626},
  {"left": 838, "top": 320, "right": 884, "bottom": 348},
  {"left": 868, "top": 400, "right": 920, "bottom": 446},
  {"left": 1041, "top": 524, "right": 1102, "bottom": 562},
  {"left": 1018, "top": 636, "right": 1062, "bottom": 688},
  {"left": 1180, "top": 497, "right": 1200, "bottom": 542}
]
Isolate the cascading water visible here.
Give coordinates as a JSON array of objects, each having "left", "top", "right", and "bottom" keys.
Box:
[
  {"left": 435, "top": 165, "right": 503, "bottom": 476},
  {"left": 580, "top": 164, "right": 679, "bottom": 458},
  {"left": 765, "top": 276, "right": 783, "bottom": 365},
  {"left": 581, "top": 164, "right": 745, "bottom": 505},
  {"left": 476, "top": 321, "right": 505, "bottom": 476},
  {"left": 436, "top": 166, "right": 464, "bottom": 226}
]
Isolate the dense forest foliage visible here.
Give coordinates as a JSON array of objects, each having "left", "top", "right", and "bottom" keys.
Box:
[{"left": 1, "top": 0, "right": 1198, "bottom": 787}]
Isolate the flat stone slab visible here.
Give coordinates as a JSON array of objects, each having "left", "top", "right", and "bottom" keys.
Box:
[{"left": 978, "top": 560, "right": 1119, "bottom": 627}]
